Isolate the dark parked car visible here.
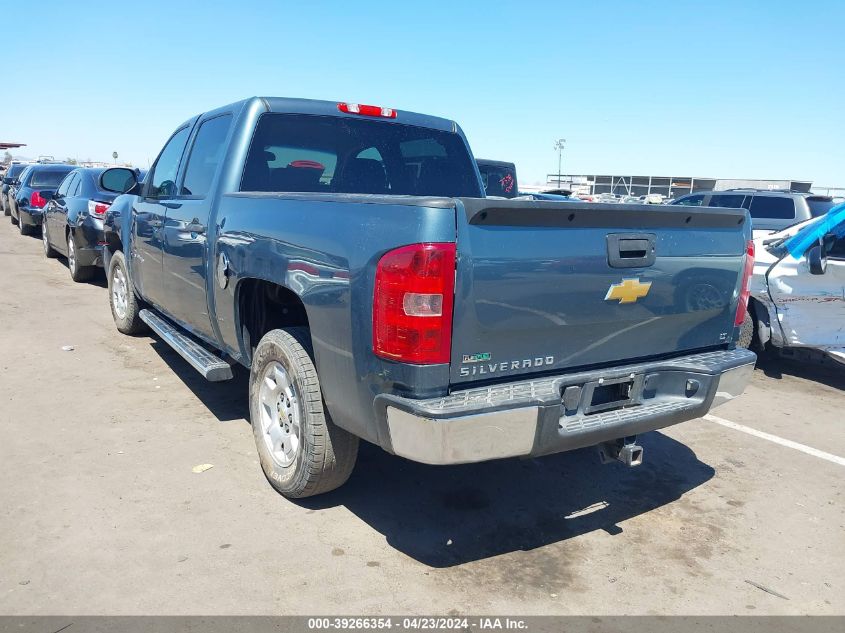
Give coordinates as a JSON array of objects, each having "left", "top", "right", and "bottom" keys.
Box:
[
  {"left": 9, "top": 163, "right": 75, "bottom": 235},
  {"left": 2, "top": 163, "right": 30, "bottom": 216},
  {"left": 42, "top": 167, "right": 132, "bottom": 281}
]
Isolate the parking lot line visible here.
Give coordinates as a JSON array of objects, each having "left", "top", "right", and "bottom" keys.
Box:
[{"left": 704, "top": 413, "right": 845, "bottom": 467}]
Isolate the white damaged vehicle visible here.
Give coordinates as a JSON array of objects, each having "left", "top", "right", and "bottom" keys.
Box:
[{"left": 741, "top": 204, "right": 845, "bottom": 364}]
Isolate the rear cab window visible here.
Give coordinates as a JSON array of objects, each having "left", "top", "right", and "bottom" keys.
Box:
[
  {"left": 240, "top": 114, "right": 482, "bottom": 197},
  {"left": 477, "top": 162, "right": 517, "bottom": 198},
  {"left": 748, "top": 196, "right": 796, "bottom": 219}
]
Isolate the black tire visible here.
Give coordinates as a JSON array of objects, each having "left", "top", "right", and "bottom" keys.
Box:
[
  {"left": 737, "top": 310, "right": 754, "bottom": 349},
  {"left": 107, "top": 250, "right": 147, "bottom": 334},
  {"left": 67, "top": 231, "right": 95, "bottom": 282},
  {"left": 3, "top": 202, "right": 9, "bottom": 217},
  {"left": 250, "top": 327, "right": 358, "bottom": 499},
  {"left": 10, "top": 210, "right": 18, "bottom": 225},
  {"left": 42, "top": 220, "right": 58, "bottom": 258},
  {"left": 18, "top": 214, "right": 31, "bottom": 235}
]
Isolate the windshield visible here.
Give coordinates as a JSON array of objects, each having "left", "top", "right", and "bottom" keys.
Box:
[
  {"left": 241, "top": 114, "right": 482, "bottom": 198},
  {"left": 783, "top": 202, "right": 845, "bottom": 258}
]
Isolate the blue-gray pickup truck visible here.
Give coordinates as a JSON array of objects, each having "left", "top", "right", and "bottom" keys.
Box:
[{"left": 100, "top": 96, "right": 756, "bottom": 498}]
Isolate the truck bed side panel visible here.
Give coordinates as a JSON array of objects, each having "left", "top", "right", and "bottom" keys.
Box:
[{"left": 211, "top": 193, "right": 458, "bottom": 444}]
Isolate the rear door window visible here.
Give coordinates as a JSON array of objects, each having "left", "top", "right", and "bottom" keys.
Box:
[
  {"left": 180, "top": 114, "right": 233, "bottom": 197},
  {"left": 708, "top": 194, "right": 747, "bottom": 208},
  {"left": 71, "top": 173, "right": 84, "bottom": 197},
  {"left": 748, "top": 196, "right": 796, "bottom": 219},
  {"left": 241, "top": 113, "right": 482, "bottom": 197},
  {"left": 56, "top": 172, "right": 77, "bottom": 197}
]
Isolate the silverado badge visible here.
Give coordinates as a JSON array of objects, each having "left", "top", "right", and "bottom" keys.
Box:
[{"left": 605, "top": 278, "right": 652, "bottom": 304}]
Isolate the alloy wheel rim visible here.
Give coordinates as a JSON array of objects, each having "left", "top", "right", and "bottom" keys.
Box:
[
  {"left": 259, "top": 361, "right": 301, "bottom": 467},
  {"left": 112, "top": 267, "right": 128, "bottom": 320}
]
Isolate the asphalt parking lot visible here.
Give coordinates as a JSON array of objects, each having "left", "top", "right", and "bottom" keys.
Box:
[{"left": 0, "top": 218, "right": 843, "bottom": 616}]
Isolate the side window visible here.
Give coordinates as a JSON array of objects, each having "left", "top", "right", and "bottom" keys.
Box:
[
  {"left": 829, "top": 237, "right": 845, "bottom": 259},
  {"left": 708, "top": 194, "right": 746, "bottom": 208},
  {"left": 674, "top": 194, "right": 705, "bottom": 206},
  {"left": 180, "top": 114, "right": 233, "bottom": 197},
  {"left": 147, "top": 126, "right": 191, "bottom": 199},
  {"left": 71, "top": 173, "right": 84, "bottom": 197},
  {"left": 828, "top": 222, "right": 845, "bottom": 259},
  {"left": 748, "top": 196, "right": 796, "bottom": 219},
  {"left": 56, "top": 172, "right": 77, "bottom": 197}
]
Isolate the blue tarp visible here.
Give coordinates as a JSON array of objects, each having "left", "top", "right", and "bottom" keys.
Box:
[{"left": 785, "top": 202, "right": 845, "bottom": 259}]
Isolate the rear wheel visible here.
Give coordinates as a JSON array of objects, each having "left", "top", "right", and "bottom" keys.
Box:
[
  {"left": 42, "top": 220, "right": 58, "bottom": 258},
  {"left": 108, "top": 250, "right": 146, "bottom": 334},
  {"left": 250, "top": 328, "right": 358, "bottom": 499},
  {"left": 18, "top": 214, "right": 31, "bottom": 235},
  {"left": 67, "top": 232, "right": 95, "bottom": 282},
  {"left": 737, "top": 311, "right": 754, "bottom": 349}
]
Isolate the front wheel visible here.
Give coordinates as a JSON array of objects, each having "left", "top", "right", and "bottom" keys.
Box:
[
  {"left": 250, "top": 328, "right": 358, "bottom": 499},
  {"left": 107, "top": 250, "right": 146, "bottom": 334}
]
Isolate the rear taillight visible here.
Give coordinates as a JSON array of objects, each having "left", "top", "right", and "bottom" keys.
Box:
[
  {"left": 30, "top": 191, "right": 47, "bottom": 208},
  {"left": 88, "top": 200, "right": 110, "bottom": 218},
  {"left": 373, "top": 243, "right": 456, "bottom": 364},
  {"left": 338, "top": 102, "right": 397, "bottom": 118},
  {"left": 734, "top": 240, "right": 755, "bottom": 327}
]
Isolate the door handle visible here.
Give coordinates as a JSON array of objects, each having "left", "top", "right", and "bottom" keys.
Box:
[{"left": 185, "top": 220, "right": 206, "bottom": 234}]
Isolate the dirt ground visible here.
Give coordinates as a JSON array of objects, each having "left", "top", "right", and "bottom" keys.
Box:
[{"left": 1, "top": 219, "right": 843, "bottom": 615}]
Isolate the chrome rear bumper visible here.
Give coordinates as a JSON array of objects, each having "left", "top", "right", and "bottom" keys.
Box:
[{"left": 378, "top": 348, "right": 756, "bottom": 465}]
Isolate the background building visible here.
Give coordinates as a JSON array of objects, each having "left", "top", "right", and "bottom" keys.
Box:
[{"left": 547, "top": 174, "right": 814, "bottom": 199}]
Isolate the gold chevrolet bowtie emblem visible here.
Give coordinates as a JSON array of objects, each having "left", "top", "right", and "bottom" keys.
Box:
[{"left": 605, "top": 278, "right": 652, "bottom": 304}]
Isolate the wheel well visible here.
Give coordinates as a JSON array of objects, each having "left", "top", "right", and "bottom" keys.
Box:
[{"left": 237, "top": 279, "right": 310, "bottom": 360}]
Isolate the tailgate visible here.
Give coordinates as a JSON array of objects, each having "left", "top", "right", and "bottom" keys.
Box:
[{"left": 450, "top": 199, "right": 750, "bottom": 385}]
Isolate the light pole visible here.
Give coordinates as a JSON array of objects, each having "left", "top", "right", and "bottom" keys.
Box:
[{"left": 554, "top": 139, "right": 566, "bottom": 189}]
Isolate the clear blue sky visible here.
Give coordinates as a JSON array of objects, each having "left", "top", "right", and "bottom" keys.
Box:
[{"left": 2, "top": 0, "right": 843, "bottom": 186}]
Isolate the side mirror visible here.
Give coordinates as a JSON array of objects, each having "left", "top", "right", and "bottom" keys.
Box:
[
  {"left": 99, "top": 167, "right": 138, "bottom": 194},
  {"left": 807, "top": 244, "right": 827, "bottom": 275}
]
